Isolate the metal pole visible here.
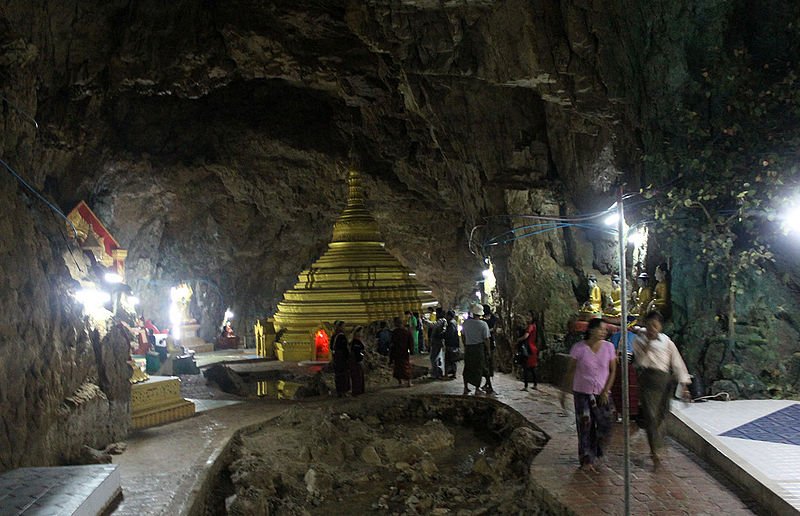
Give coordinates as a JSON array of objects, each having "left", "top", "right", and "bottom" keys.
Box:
[{"left": 617, "top": 188, "right": 631, "bottom": 516}]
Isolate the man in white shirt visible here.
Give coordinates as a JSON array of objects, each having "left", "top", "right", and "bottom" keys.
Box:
[
  {"left": 461, "top": 304, "right": 491, "bottom": 396},
  {"left": 633, "top": 311, "right": 692, "bottom": 467}
]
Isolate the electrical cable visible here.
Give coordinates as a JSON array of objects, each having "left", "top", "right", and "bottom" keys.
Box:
[
  {"left": 0, "top": 156, "right": 79, "bottom": 239},
  {"left": 1, "top": 93, "right": 40, "bottom": 129},
  {"left": 691, "top": 392, "right": 730, "bottom": 402}
]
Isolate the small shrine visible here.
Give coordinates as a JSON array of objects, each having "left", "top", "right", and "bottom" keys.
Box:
[
  {"left": 272, "top": 170, "right": 437, "bottom": 362},
  {"left": 66, "top": 201, "right": 127, "bottom": 279},
  {"left": 66, "top": 201, "right": 195, "bottom": 429},
  {"left": 169, "top": 283, "right": 213, "bottom": 353}
]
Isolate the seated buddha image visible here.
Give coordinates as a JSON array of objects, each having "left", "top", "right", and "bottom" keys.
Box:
[
  {"left": 579, "top": 273, "right": 603, "bottom": 315},
  {"left": 631, "top": 272, "right": 652, "bottom": 317},
  {"left": 604, "top": 273, "right": 622, "bottom": 318},
  {"left": 646, "top": 262, "right": 671, "bottom": 318}
]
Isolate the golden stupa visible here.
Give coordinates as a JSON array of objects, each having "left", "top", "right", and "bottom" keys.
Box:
[{"left": 273, "top": 170, "right": 437, "bottom": 362}]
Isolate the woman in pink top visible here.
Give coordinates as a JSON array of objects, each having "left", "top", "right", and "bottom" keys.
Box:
[{"left": 561, "top": 318, "right": 618, "bottom": 471}]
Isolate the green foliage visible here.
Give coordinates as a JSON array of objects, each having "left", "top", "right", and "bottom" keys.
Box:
[
  {"left": 645, "top": 35, "right": 800, "bottom": 283},
  {"left": 640, "top": 19, "right": 800, "bottom": 390}
]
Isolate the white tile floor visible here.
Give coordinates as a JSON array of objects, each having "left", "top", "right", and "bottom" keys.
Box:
[
  {"left": 673, "top": 400, "right": 800, "bottom": 511},
  {"left": 0, "top": 464, "right": 120, "bottom": 515},
  {"left": 186, "top": 398, "right": 242, "bottom": 413}
]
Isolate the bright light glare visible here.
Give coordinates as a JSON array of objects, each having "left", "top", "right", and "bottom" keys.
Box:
[
  {"left": 128, "top": 296, "right": 140, "bottom": 306},
  {"left": 75, "top": 288, "right": 111, "bottom": 307},
  {"left": 781, "top": 204, "right": 800, "bottom": 234},
  {"left": 481, "top": 269, "right": 492, "bottom": 278},
  {"left": 224, "top": 308, "right": 234, "bottom": 321},
  {"left": 474, "top": 291, "right": 481, "bottom": 299},
  {"left": 628, "top": 229, "right": 647, "bottom": 247},
  {"left": 104, "top": 272, "right": 123, "bottom": 283},
  {"left": 604, "top": 213, "right": 620, "bottom": 226}
]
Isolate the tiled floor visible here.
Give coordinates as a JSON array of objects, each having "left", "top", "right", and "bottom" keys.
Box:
[
  {"left": 674, "top": 400, "right": 800, "bottom": 512},
  {"left": 0, "top": 465, "right": 119, "bottom": 516},
  {"left": 721, "top": 403, "right": 800, "bottom": 446}
]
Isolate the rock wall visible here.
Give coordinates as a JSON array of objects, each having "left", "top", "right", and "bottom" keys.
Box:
[{"left": 0, "top": 0, "right": 798, "bottom": 468}]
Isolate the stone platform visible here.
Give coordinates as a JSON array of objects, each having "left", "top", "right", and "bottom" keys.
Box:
[
  {"left": 671, "top": 399, "right": 800, "bottom": 515},
  {"left": 131, "top": 376, "right": 195, "bottom": 430},
  {"left": 0, "top": 464, "right": 120, "bottom": 515}
]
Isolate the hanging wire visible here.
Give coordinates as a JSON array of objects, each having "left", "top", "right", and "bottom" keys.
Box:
[
  {"left": 1, "top": 93, "right": 40, "bottom": 129},
  {"left": 471, "top": 189, "right": 661, "bottom": 253},
  {"left": 0, "top": 157, "right": 79, "bottom": 239}
]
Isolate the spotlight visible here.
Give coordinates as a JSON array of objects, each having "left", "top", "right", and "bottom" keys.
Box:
[
  {"left": 75, "top": 288, "right": 111, "bottom": 307},
  {"left": 128, "top": 296, "right": 140, "bottom": 306},
  {"left": 481, "top": 269, "right": 492, "bottom": 278},
  {"left": 781, "top": 203, "right": 800, "bottom": 234},
  {"left": 628, "top": 229, "right": 647, "bottom": 247},
  {"left": 604, "top": 213, "right": 620, "bottom": 226},
  {"left": 104, "top": 272, "right": 123, "bottom": 284},
  {"left": 224, "top": 308, "right": 234, "bottom": 321}
]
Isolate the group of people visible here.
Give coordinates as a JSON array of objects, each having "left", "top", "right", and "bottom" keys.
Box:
[
  {"left": 331, "top": 302, "right": 691, "bottom": 473},
  {"left": 331, "top": 321, "right": 366, "bottom": 397},
  {"left": 561, "top": 310, "right": 691, "bottom": 471}
]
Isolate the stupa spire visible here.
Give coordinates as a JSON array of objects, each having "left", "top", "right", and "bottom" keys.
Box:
[{"left": 331, "top": 170, "right": 382, "bottom": 243}]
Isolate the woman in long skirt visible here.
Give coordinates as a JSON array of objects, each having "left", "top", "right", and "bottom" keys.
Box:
[
  {"left": 331, "top": 320, "right": 350, "bottom": 397},
  {"left": 349, "top": 326, "right": 366, "bottom": 395},
  {"left": 561, "top": 318, "right": 617, "bottom": 471}
]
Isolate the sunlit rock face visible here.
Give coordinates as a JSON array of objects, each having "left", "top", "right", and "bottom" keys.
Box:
[{"left": 1, "top": 0, "right": 798, "bottom": 470}]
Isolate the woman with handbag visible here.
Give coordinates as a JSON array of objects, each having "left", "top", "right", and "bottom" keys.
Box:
[{"left": 560, "top": 317, "right": 617, "bottom": 472}]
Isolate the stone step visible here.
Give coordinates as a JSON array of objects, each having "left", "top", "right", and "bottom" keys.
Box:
[{"left": 0, "top": 464, "right": 120, "bottom": 515}]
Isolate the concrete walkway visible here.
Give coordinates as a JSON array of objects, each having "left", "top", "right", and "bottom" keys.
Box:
[
  {"left": 110, "top": 366, "right": 762, "bottom": 515},
  {"left": 411, "top": 373, "right": 760, "bottom": 515}
]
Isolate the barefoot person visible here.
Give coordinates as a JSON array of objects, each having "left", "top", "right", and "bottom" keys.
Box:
[
  {"left": 561, "top": 318, "right": 617, "bottom": 471},
  {"left": 389, "top": 316, "right": 413, "bottom": 388},
  {"left": 461, "top": 304, "right": 490, "bottom": 396},
  {"left": 633, "top": 311, "right": 691, "bottom": 467}
]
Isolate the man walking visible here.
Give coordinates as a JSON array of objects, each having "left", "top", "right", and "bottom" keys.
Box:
[
  {"left": 461, "top": 304, "right": 490, "bottom": 396},
  {"left": 633, "top": 311, "right": 692, "bottom": 467}
]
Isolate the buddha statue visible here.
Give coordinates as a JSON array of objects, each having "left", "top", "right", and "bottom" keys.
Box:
[
  {"left": 587, "top": 274, "right": 602, "bottom": 314},
  {"left": 647, "top": 263, "right": 671, "bottom": 318},
  {"left": 631, "top": 272, "right": 652, "bottom": 317},
  {"left": 604, "top": 274, "right": 622, "bottom": 317}
]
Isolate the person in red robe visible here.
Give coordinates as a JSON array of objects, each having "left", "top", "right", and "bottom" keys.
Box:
[{"left": 518, "top": 311, "right": 539, "bottom": 390}]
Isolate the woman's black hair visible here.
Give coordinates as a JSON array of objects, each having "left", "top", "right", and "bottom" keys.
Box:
[
  {"left": 644, "top": 310, "right": 664, "bottom": 323},
  {"left": 584, "top": 318, "right": 604, "bottom": 340}
]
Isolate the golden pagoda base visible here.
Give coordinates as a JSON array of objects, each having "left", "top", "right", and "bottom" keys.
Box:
[
  {"left": 279, "top": 342, "right": 316, "bottom": 362},
  {"left": 131, "top": 376, "right": 195, "bottom": 430}
]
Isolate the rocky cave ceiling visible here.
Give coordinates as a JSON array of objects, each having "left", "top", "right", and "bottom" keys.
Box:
[
  {"left": 1, "top": 0, "right": 678, "bottom": 328},
  {"left": 5, "top": 0, "right": 800, "bottom": 475}
]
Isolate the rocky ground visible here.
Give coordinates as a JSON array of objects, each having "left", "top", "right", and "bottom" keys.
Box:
[{"left": 220, "top": 394, "right": 548, "bottom": 516}]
